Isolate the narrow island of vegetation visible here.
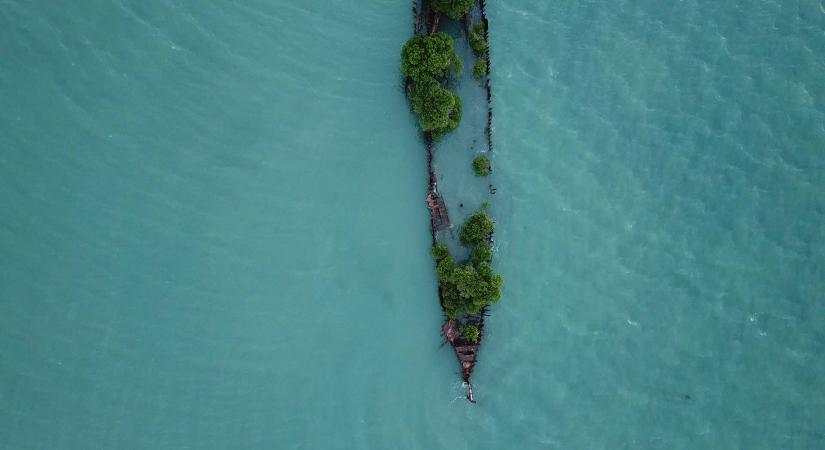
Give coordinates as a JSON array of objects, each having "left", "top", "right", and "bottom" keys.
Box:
[{"left": 403, "top": 0, "right": 500, "bottom": 403}]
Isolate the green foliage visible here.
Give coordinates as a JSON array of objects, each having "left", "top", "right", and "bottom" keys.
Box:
[
  {"left": 440, "top": 274, "right": 463, "bottom": 316},
  {"left": 472, "top": 155, "right": 491, "bottom": 176},
  {"left": 435, "top": 253, "right": 456, "bottom": 283},
  {"left": 473, "top": 55, "right": 488, "bottom": 79},
  {"left": 401, "top": 33, "right": 463, "bottom": 138},
  {"left": 469, "top": 21, "right": 488, "bottom": 79},
  {"left": 481, "top": 201, "right": 491, "bottom": 210},
  {"left": 460, "top": 211, "right": 494, "bottom": 245},
  {"left": 429, "top": 0, "right": 476, "bottom": 20},
  {"left": 470, "top": 242, "right": 493, "bottom": 267},
  {"left": 469, "top": 34, "right": 486, "bottom": 57},
  {"left": 431, "top": 243, "right": 450, "bottom": 262},
  {"left": 460, "top": 323, "right": 480, "bottom": 343},
  {"left": 469, "top": 22, "right": 488, "bottom": 57},
  {"left": 409, "top": 77, "right": 462, "bottom": 138},
  {"left": 452, "top": 262, "right": 503, "bottom": 313},
  {"left": 401, "top": 33, "right": 462, "bottom": 81},
  {"left": 435, "top": 92, "right": 462, "bottom": 140},
  {"left": 431, "top": 213, "right": 504, "bottom": 318},
  {"left": 437, "top": 258, "right": 504, "bottom": 316}
]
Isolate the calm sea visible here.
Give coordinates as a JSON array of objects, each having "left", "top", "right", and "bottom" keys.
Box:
[{"left": 1, "top": 0, "right": 823, "bottom": 448}]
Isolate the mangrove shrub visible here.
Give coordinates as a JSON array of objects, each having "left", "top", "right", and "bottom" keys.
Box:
[
  {"left": 470, "top": 22, "right": 488, "bottom": 79},
  {"left": 472, "top": 155, "right": 491, "bottom": 176},
  {"left": 470, "top": 242, "right": 493, "bottom": 267},
  {"left": 401, "top": 33, "right": 462, "bottom": 81},
  {"left": 409, "top": 76, "right": 462, "bottom": 138},
  {"left": 460, "top": 211, "right": 494, "bottom": 245},
  {"left": 429, "top": 0, "right": 476, "bottom": 21},
  {"left": 432, "top": 242, "right": 450, "bottom": 262},
  {"left": 431, "top": 214, "right": 504, "bottom": 318},
  {"left": 473, "top": 56, "right": 488, "bottom": 79},
  {"left": 461, "top": 323, "right": 480, "bottom": 343},
  {"left": 451, "top": 262, "right": 503, "bottom": 313},
  {"left": 438, "top": 260, "right": 503, "bottom": 316},
  {"left": 469, "top": 22, "right": 488, "bottom": 56}
]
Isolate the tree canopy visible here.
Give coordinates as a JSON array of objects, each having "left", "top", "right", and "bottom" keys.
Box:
[
  {"left": 436, "top": 258, "right": 503, "bottom": 316},
  {"left": 460, "top": 211, "right": 494, "bottom": 245},
  {"left": 429, "top": 0, "right": 476, "bottom": 21},
  {"left": 469, "top": 22, "right": 488, "bottom": 56},
  {"left": 472, "top": 155, "right": 491, "bottom": 176},
  {"left": 401, "top": 33, "right": 462, "bottom": 81},
  {"left": 470, "top": 242, "right": 493, "bottom": 266},
  {"left": 409, "top": 76, "right": 462, "bottom": 138},
  {"left": 431, "top": 213, "right": 503, "bottom": 319},
  {"left": 432, "top": 242, "right": 450, "bottom": 262},
  {"left": 400, "top": 33, "right": 463, "bottom": 138}
]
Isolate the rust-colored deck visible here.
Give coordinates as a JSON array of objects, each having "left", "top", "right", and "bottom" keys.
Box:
[
  {"left": 441, "top": 310, "right": 487, "bottom": 403},
  {"left": 427, "top": 191, "right": 450, "bottom": 231}
]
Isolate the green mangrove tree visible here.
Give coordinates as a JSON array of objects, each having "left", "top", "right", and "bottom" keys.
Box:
[
  {"left": 429, "top": 0, "right": 476, "bottom": 21},
  {"left": 401, "top": 32, "right": 462, "bottom": 81}
]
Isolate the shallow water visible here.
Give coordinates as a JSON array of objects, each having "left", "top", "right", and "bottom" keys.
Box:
[{"left": 1, "top": 0, "right": 824, "bottom": 448}]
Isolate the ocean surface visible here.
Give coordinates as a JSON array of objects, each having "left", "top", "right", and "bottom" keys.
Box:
[{"left": 1, "top": 1, "right": 824, "bottom": 448}]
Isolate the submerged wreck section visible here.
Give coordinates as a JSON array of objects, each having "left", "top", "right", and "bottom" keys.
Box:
[
  {"left": 442, "top": 308, "right": 488, "bottom": 403},
  {"left": 427, "top": 191, "right": 450, "bottom": 232},
  {"left": 426, "top": 139, "right": 450, "bottom": 235},
  {"left": 404, "top": 0, "right": 501, "bottom": 403}
]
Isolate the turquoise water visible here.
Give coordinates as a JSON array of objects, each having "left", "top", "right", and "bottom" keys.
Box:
[{"left": 1, "top": 0, "right": 824, "bottom": 448}]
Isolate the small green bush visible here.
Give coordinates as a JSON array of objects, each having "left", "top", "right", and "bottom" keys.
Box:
[
  {"left": 460, "top": 323, "right": 480, "bottom": 343},
  {"left": 469, "top": 22, "right": 488, "bottom": 57},
  {"left": 473, "top": 56, "right": 488, "bottom": 79},
  {"left": 430, "top": 0, "right": 476, "bottom": 20},
  {"left": 460, "top": 211, "right": 494, "bottom": 245},
  {"left": 470, "top": 21, "right": 488, "bottom": 80},
  {"left": 472, "top": 155, "right": 491, "bottom": 176},
  {"left": 401, "top": 33, "right": 462, "bottom": 81}
]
